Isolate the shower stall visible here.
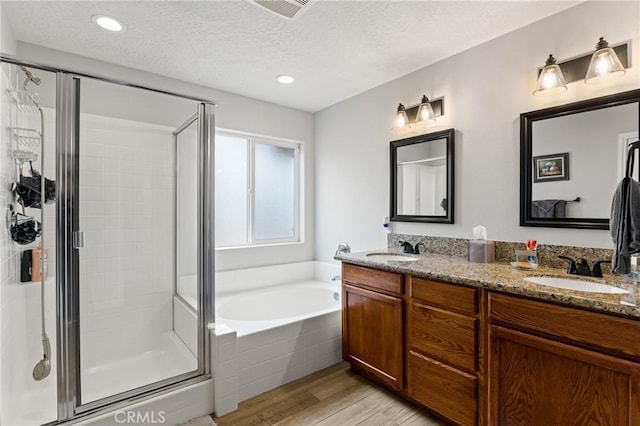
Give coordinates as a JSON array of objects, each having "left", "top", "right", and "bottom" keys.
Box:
[{"left": 0, "top": 58, "right": 215, "bottom": 424}]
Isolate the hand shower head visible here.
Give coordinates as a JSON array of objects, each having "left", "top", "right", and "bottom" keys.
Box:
[
  {"left": 32, "top": 333, "right": 51, "bottom": 381},
  {"left": 33, "top": 358, "right": 51, "bottom": 381},
  {"left": 19, "top": 66, "right": 41, "bottom": 90}
]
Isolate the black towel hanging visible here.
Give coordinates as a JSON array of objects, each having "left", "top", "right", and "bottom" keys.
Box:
[{"left": 625, "top": 140, "right": 640, "bottom": 179}]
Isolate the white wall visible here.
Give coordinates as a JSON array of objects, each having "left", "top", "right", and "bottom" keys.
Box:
[
  {"left": 315, "top": 1, "right": 640, "bottom": 262},
  {"left": 1, "top": 11, "right": 17, "bottom": 55},
  {"left": 14, "top": 42, "right": 316, "bottom": 271}
]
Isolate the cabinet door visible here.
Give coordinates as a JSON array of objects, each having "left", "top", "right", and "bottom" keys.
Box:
[
  {"left": 342, "top": 283, "right": 403, "bottom": 391},
  {"left": 490, "top": 326, "right": 640, "bottom": 426}
]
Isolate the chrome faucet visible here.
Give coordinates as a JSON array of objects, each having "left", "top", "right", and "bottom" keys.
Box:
[{"left": 335, "top": 242, "right": 351, "bottom": 256}]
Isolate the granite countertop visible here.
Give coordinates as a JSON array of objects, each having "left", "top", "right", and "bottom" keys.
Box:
[{"left": 335, "top": 250, "right": 640, "bottom": 320}]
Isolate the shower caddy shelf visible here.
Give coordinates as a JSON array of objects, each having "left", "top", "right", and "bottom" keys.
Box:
[
  {"left": 5, "top": 84, "right": 46, "bottom": 245},
  {"left": 5, "top": 68, "right": 53, "bottom": 382},
  {"left": 6, "top": 88, "right": 42, "bottom": 165}
]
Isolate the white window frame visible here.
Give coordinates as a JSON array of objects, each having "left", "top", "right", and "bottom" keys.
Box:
[{"left": 216, "top": 129, "right": 302, "bottom": 248}]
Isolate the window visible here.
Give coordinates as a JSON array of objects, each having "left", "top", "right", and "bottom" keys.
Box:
[{"left": 215, "top": 131, "right": 300, "bottom": 248}]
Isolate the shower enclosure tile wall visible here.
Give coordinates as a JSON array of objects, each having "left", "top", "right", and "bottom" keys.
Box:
[
  {"left": 0, "top": 62, "right": 17, "bottom": 423},
  {"left": 78, "top": 114, "right": 174, "bottom": 367},
  {"left": 1, "top": 64, "right": 58, "bottom": 425}
]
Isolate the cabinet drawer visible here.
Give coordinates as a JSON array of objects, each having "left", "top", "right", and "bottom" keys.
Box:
[
  {"left": 489, "top": 292, "right": 640, "bottom": 360},
  {"left": 410, "top": 277, "right": 477, "bottom": 315},
  {"left": 343, "top": 263, "right": 403, "bottom": 296},
  {"left": 408, "top": 301, "right": 477, "bottom": 373},
  {"left": 408, "top": 350, "right": 477, "bottom": 426}
]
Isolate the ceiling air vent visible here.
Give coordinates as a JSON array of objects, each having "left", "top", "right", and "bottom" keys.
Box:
[{"left": 252, "top": 0, "right": 313, "bottom": 20}]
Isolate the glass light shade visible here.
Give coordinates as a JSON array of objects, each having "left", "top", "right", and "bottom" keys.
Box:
[
  {"left": 415, "top": 95, "right": 436, "bottom": 122},
  {"left": 395, "top": 104, "right": 409, "bottom": 127},
  {"left": 533, "top": 64, "right": 567, "bottom": 96},
  {"left": 584, "top": 46, "right": 626, "bottom": 84},
  {"left": 533, "top": 54, "right": 567, "bottom": 96}
]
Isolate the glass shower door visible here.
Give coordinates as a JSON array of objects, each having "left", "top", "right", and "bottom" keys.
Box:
[
  {"left": 175, "top": 116, "right": 198, "bottom": 310},
  {"left": 56, "top": 73, "right": 213, "bottom": 416}
]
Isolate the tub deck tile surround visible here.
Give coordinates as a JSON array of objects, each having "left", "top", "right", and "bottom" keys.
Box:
[
  {"left": 236, "top": 312, "right": 342, "bottom": 403},
  {"left": 213, "top": 322, "right": 239, "bottom": 417},
  {"left": 211, "top": 261, "right": 342, "bottom": 418},
  {"left": 214, "top": 362, "right": 445, "bottom": 426},
  {"left": 335, "top": 250, "right": 640, "bottom": 319}
]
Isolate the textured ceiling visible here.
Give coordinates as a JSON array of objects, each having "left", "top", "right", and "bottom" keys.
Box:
[{"left": 2, "top": 1, "right": 580, "bottom": 112}]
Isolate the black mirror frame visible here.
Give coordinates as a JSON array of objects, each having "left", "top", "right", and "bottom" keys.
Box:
[
  {"left": 520, "top": 89, "right": 640, "bottom": 230},
  {"left": 390, "top": 128, "right": 455, "bottom": 224}
]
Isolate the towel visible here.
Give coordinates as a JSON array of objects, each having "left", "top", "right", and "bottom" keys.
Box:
[
  {"left": 610, "top": 177, "right": 640, "bottom": 274},
  {"left": 531, "top": 199, "right": 566, "bottom": 218}
]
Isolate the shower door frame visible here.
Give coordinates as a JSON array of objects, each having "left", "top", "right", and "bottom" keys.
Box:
[
  {"left": 58, "top": 72, "right": 215, "bottom": 419},
  {"left": 1, "top": 55, "right": 216, "bottom": 424},
  {"left": 173, "top": 114, "right": 198, "bottom": 313}
]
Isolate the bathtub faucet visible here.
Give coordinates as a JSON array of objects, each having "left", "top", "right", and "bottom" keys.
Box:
[{"left": 335, "top": 242, "right": 351, "bottom": 256}]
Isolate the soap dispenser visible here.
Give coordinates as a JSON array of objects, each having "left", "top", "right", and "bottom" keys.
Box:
[{"left": 31, "top": 241, "right": 48, "bottom": 281}]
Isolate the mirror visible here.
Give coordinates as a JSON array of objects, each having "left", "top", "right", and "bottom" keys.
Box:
[
  {"left": 390, "top": 128, "right": 454, "bottom": 223},
  {"left": 520, "top": 89, "right": 640, "bottom": 229}
]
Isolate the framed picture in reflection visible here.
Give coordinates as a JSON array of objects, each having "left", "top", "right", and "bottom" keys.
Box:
[{"left": 533, "top": 152, "right": 569, "bottom": 183}]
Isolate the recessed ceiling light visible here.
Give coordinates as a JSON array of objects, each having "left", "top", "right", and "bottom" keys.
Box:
[
  {"left": 91, "top": 15, "right": 126, "bottom": 32},
  {"left": 275, "top": 74, "right": 295, "bottom": 84}
]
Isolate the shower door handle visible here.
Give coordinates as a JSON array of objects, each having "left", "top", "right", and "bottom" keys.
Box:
[{"left": 73, "top": 231, "right": 84, "bottom": 249}]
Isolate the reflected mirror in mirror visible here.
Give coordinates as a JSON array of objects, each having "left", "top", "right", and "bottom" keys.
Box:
[
  {"left": 520, "top": 89, "right": 640, "bottom": 229},
  {"left": 397, "top": 140, "right": 447, "bottom": 216},
  {"left": 390, "top": 129, "right": 454, "bottom": 223}
]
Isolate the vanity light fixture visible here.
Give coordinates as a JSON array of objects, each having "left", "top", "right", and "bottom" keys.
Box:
[
  {"left": 533, "top": 54, "right": 567, "bottom": 96},
  {"left": 415, "top": 95, "right": 437, "bottom": 123},
  {"left": 395, "top": 104, "right": 409, "bottom": 127},
  {"left": 91, "top": 15, "right": 126, "bottom": 32},
  {"left": 584, "top": 37, "right": 626, "bottom": 84},
  {"left": 532, "top": 37, "right": 628, "bottom": 96},
  {"left": 394, "top": 96, "right": 444, "bottom": 128}
]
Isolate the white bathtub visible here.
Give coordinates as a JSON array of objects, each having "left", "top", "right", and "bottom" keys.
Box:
[
  {"left": 195, "top": 261, "right": 343, "bottom": 415},
  {"left": 217, "top": 281, "right": 340, "bottom": 336}
]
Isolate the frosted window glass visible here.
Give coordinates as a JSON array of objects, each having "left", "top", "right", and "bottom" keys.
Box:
[
  {"left": 215, "top": 135, "right": 248, "bottom": 247},
  {"left": 254, "top": 143, "right": 295, "bottom": 240}
]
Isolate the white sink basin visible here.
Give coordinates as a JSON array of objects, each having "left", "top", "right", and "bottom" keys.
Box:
[
  {"left": 524, "top": 276, "right": 629, "bottom": 295},
  {"left": 366, "top": 252, "right": 418, "bottom": 262}
]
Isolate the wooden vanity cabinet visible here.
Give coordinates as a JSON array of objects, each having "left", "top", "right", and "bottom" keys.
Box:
[
  {"left": 407, "top": 277, "right": 480, "bottom": 426},
  {"left": 488, "top": 292, "right": 640, "bottom": 425},
  {"left": 342, "top": 261, "right": 640, "bottom": 426},
  {"left": 342, "top": 263, "right": 404, "bottom": 391}
]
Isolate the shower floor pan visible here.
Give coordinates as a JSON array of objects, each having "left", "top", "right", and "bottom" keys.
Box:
[{"left": 3, "top": 331, "right": 196, "bottom": 425}]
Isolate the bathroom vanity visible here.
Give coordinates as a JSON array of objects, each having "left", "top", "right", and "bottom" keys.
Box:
[{"left": 337, "top": 252, "right": 640, "bottom": 426}]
